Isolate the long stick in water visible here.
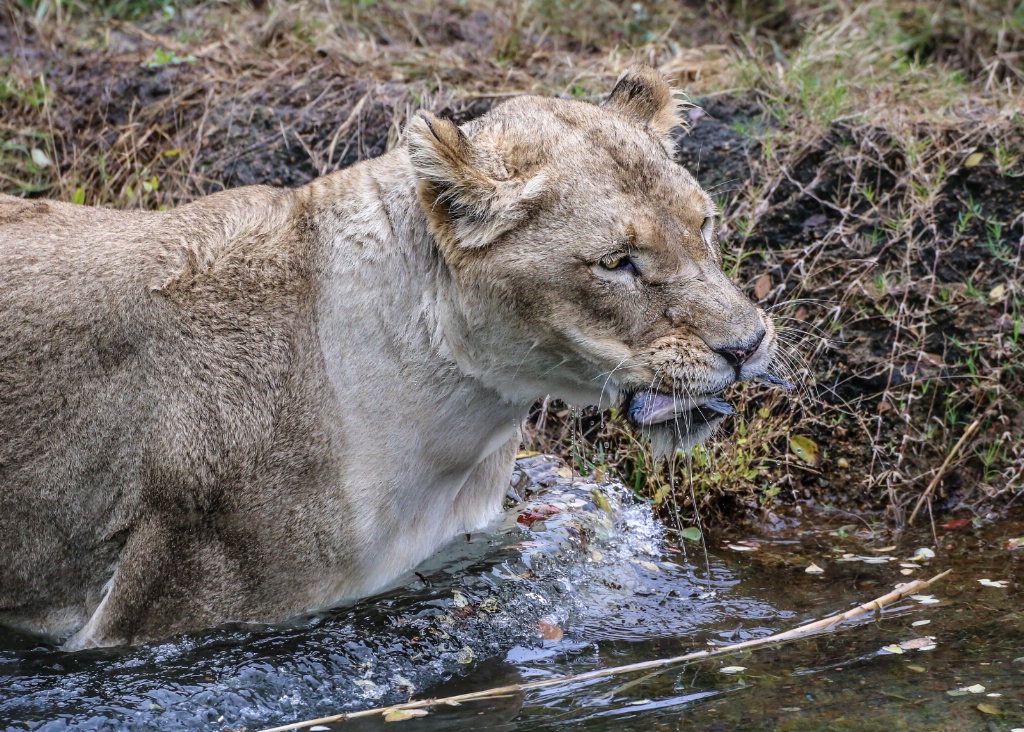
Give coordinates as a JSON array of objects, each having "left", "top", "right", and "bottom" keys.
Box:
[{"left": 259, "top": 570, "right": 951, "bottom": 732}]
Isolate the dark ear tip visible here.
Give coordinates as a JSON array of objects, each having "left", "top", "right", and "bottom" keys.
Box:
[{"left": 418, "top": 112, "right": 440, "bottom": 141}]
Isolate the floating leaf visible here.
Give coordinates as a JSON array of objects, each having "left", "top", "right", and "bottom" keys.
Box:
[
  {"left": 947, "top": 684, "right": 986, "bottom": 696},
  {"left": 900, "top": 568, "right": 914, "bottom": 575},
  {"left": 978, "top": 578, "right": 1008, "bottom": 588},
  {"left": 910, "top": 594, "right": 940, "bottom": 605},
  {"left": 911, "top": 620, "right": 931, "bottom": 627},
  {"left": 909, "top": 548, "right": 935, "bottom": 561},
  {"left": 636, "top": 560, "right": 661, "bottom": 573},
  {"left": 880, "top": 644, "right": 904, "bottom": 654},
  {"left": 726, "top": 544, "right": 758, "bottom": 552},
  {"left": 805, "top": 563, "right": 824, "bottom": 574},
  {"left": 680, "top": 526, "right": 702, "bottom": 542},
  {"left": 789, "top": 435, "right": 820, "bottom": 466},
  {"left": 384, "top": 708, "right": 429, "bottom": 722},
  {"left": 963, "top": 151, "right": 985, "bottom": 167},
  {"left": 719, "top": 666, "right": 747, "bottom": 674},
  {"left": 977, "top": 703, "right": 1000, "bottom": 715}
]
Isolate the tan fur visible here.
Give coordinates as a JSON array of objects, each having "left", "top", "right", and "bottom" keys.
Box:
[{"left": 0, "top": 67, "right": 775, "bottom": 649}]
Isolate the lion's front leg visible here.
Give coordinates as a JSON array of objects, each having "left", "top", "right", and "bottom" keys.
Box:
[{"left": 62, "top": 518, "right": 252, "bottom": 650}]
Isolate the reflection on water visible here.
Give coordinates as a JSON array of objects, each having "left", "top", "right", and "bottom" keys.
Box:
[{"left": 2, "top": 455, "right": 1021, "bottom": 731}]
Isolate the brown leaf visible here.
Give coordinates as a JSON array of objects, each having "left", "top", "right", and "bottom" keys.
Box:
[{"left": 754, "top": 273, "right": 772, "bottom": 300}]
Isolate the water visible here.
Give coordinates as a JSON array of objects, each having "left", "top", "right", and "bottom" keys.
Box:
[{"left": 2, "top": 455, "right": 1021, "bottom": 731}]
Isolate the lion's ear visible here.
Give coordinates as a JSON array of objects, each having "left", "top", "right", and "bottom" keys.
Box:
[
  {"left": 602, "top": 65, "right": 681, "bottom": 139},
  {"left": 406, "top": 112, "right": 545, "bottom": 252}
]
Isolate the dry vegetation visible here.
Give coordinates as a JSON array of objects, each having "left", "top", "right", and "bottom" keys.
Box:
[{"left": 2, "top": 0, "right": 1022, "bottom": 529}]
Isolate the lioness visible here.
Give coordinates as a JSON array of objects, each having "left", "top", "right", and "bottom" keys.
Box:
[{"left": 0, "top": 67, "right": 775, "bottom": 649}]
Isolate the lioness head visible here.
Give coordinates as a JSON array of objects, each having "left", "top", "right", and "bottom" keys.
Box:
[{"left": 407, "top": 66, "right": 778, "bottom": 454}]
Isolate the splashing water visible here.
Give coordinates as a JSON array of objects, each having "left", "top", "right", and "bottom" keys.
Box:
[{"left": 0, "top": 455, "right": 784, "bottom": 731}]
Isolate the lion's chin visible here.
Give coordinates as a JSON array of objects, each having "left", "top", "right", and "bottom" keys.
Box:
[{"left": 625, "top": 390, "right": 731, "bottom": 460}]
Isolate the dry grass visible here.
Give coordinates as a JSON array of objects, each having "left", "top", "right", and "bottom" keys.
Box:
[{"left": 2, "top": 0, "right": 1022, "bottom": 527}]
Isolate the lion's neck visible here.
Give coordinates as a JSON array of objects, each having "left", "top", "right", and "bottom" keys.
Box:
[{"left": 306, "top": 151, "right": 525, "bottom": 593}]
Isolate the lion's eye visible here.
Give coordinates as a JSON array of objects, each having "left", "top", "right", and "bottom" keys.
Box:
[{"left": 599, "top": 253, "right": 638, "bottom": 275}]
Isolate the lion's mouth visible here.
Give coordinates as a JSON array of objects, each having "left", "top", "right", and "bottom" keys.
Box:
[{"left": 626, "top": 390, "right": 734, "bottom": 428}]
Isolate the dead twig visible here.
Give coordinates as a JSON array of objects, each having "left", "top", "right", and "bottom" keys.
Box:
[
  {"left": 907, "top": 420, "right": 983, "bottom": 525},
  {"left": 258, "top": 570, "right": 951, "bottom": 732}
]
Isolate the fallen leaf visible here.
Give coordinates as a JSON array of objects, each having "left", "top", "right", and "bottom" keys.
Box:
[
  {"left": 911, "top": 620, "right": 931, "bottom": 627},
  {"left": 726, "top": 544, "right": 758, "bottom": 552},
  {"left": 989, "top": 283, "right": 1006, "bottom": 302},
  {"left": 948, "top": 683, "right": 986, "bottom": 696},
  {"left": 880, "top": 644, "right": 904, "bottom": 654},
  {"left": 719, "top": 666, "right": 747, "bottom": 674},
  {"left": 789, "top": 435, "right": 820, "bottom": 466},
  {"left": 1007, "top": 537, "right": 1024, "bottom": 551},
  {"left": 909, "top": 548, "right": 935, "bottom": 561},
  {"left": 680, "top": 526, "right": 702, "bottom": 542},
  {"left": 899, "top": 636, "right": 937, "bottom": 651},
  {"left": 910, "top": 594, "right": 940, "bottom": 605},
  {"left": 900, "top": 568, "right": 914, "bottom": 575},
  {"left": 636, "top": 560, "right": 662, "bottom": 573},
  {"left": 964, "top": 151, "right": 985, "bottom": 167},
  {"left": 805, "top": 563, "right": 824, "bottom": 574},
  {"left": 978, "top": 578, "right": 1008, "bottom": 588},
  {"left": 905, "top": 664, "right": 926, "bottom": 673},
  {"left": 754, "top": 273, "right": 772, "bottom": 300},
  {"left": 977, "top": 703, "right": 1000, "bottom": 715},
  {"left": 30, "top": 148, "right": 51, "bottom": 168},
  {"left": 943, "top": 518, "right": 971, "bottom": 530},
  {"left": 591, "top": 489, "right": 613, "bottom": 515},
  {"left": 384, "top": 708, "right": 429, "bottom": 722}
]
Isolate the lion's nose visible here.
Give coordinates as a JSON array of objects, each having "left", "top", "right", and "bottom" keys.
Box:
[{"left": 714, "top": 329, "right": 765, "bottom": 367}]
